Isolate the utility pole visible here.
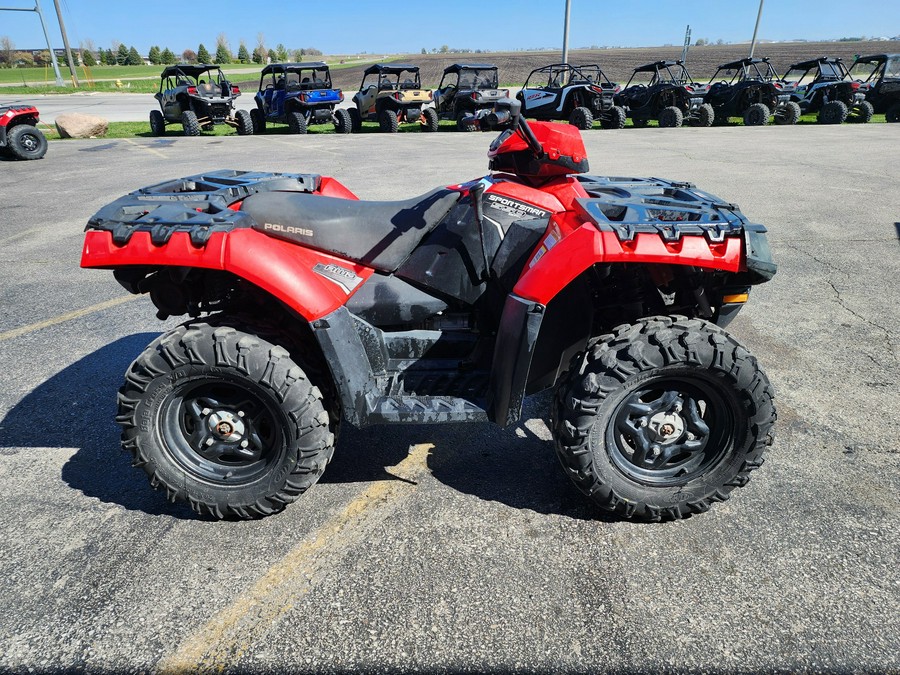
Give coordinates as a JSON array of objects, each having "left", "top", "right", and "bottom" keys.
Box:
[
  {"left": 562, "top": 0, "right": 571, "bottom": 64},
  {"left": 52, "top": 0, "right": 78, "bottom": 86},
  {"left": 0, "top": 1, "right": 64, "bottom": 85},
  {"left": 749, "top": 0, "right": 765, "bottom": 57}
]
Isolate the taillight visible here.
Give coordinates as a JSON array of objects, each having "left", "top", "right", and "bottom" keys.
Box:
[
  {"left": 774, "top": 82, "right": 782, "bottom": 89},
  {"left": 231, "top": 86, "right": 240, "bottom": 95},
  {"left": 187, "top": 86, "right": 197, "bottom": 94},
  {"left": 299, "top": 93, "right": 308, "bottom": 102},
  {"left": 393, "top": 92, "right": 401, "bottom": 101},
  {"left": 851, "top": 81, "right": 860, "bottom": 90},
  {"left": 339, "top": 91, "right": 344, "bottom": 102},
  {"left": 471, "top": 91, "right": 481, "bottom": 100},
  {"left": 685, "top": 86, "right": 694, "bottom": 92},
  {"left": 502, "top": 89, "right": 510, "bottom": 97}
]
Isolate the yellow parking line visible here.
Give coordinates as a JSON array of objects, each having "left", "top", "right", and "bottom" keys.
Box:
[
  {"left": 157, "top": 443, "right": 434, "bottom": 675},
  {"left": 0, "top": 295, "right": 139, "bottom": 342},
  {"left": 122, "top": 137, "right": 167, "bottom": 158}
]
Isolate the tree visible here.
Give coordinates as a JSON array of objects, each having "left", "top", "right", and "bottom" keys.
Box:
[
  {"left": 215, "top": 33, "right": 232, "bottom": 64},
  {"left": 695, "top": 38, "right": 708, "bottom": 46},
  {"left": 71, "top": 50, "right": 80, "bottom": 66},
  {"left": 105, "top": 48, "right": 115, "bottom": 65},
  {"left": 1, "top": 36, "right": 13, "bottom": 68},
  {"left": 421, "top": 47, "right": 427, "bottom": 54},
  {"left": 237, "top": 42, "right": 250, "bottom": 64},
  {"left": 267, "top": 48, "right": 276, "bottom": 63},
  {"left": 148, "top": 45, "right": 161, "bottom": 65},
  {"left": 252, "top": 46, "right": 266, "bottom": 64},
  {"left": 34, "top": 50, "right": 51, "bottom": 66},
  {"left": 197, "top": 43, "right": 211, "bottom": 63},
  {"left": 160, "top": 47, "right": 176, "bottom": 64},
  {"left": 13, "top": 51, "right": 34, "bottom": 67},
  {"left": 304, "top": 47, "right": 322, "bottom": 56},
  {"left": 291, "top": 49, "right": 304, "bottom": 61},
  {"left": 127, "top": 46, "right": 142, "bottom": 65},
  {"left": 82, "top": 48, "right": 96, "bottom": 67},
  {"left": 182, "top": 49, "right": 197, "bottom": 64},
  {"left": 275, "top": 43, "right": 288, "bottom": 62},
  {"left": 439, "top": 44, "right": 449, "bottom": 53},
  {"left": 116, "top": 43, "right": 129, "bottom": 65}
]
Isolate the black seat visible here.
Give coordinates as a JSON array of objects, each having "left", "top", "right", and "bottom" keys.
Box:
[{"left": 241, "top": 188, "right": 460, "bottom": 272}]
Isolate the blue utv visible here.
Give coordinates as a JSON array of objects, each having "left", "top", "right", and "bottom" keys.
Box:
[{"left": 252, "top": 62, "right": 352, "bottom": 134}]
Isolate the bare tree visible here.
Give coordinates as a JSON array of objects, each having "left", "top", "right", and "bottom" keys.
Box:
[{"left": 1, "top": 36, "right": 13, "bottom": 67}]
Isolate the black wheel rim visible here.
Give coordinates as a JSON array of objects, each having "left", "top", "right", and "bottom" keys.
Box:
[
  {"left": 605, "top": 374, "right": 735, "bottom": 486},
  {"left": 159, "top": 378, "right": 284, "bottom": 485},
  {"left": 20, "top": 132, "right": 39, "bottom": 152}
]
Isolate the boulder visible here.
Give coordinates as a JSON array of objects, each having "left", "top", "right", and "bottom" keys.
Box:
[{"left": 55, "top": 112, "right": 108, "bottom": 139}]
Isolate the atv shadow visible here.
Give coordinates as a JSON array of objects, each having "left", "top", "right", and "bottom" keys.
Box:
[{"left": 0, "top": 333, "right": 194, "bottom": 519}]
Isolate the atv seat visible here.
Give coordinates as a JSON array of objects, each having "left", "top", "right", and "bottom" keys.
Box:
[{"left": 241, "top": 188, "right": 461, "bottom": 272}]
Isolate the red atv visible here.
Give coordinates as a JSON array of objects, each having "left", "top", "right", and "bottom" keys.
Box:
[
  {"left": 81, "top": 99, "right": 776, "bottom": 522},
  {"left": 1, "top": 105, "right": 48, "bottom": 160}
]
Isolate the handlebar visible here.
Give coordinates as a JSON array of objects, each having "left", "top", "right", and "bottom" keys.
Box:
[{"left": 465, "top": 98, "right": 545, "bottom": 159}]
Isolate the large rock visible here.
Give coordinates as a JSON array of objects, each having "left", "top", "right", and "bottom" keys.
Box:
[{"left": 55, "top": 112, "right": 108, "bottom": 139}]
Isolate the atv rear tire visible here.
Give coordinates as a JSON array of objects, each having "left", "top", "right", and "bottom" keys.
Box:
[
  {"left": 379, "top": 109, "right": 399, "bottom": 133},
  {"left": 658, "top": 106, "right": 683, "bottom": 128},
  {"left": 743, "top": 102, "right": 770, "bottom": 126},
  {"left": 568, "top": 106, "right": 594, "bottom": 130},
  {"left": 456, "top": 110, "right": 477, "bottom": 131},
  {"left": 349, "top": 107, "right": 363, "bottom": 132},
  {"left": 693, "top": 103, "right": 715, "bottom": 127},
  {"left": 333, "top": 107, "right": 352, "bottom": 134},
  {"left": 235, "top": 109, "right": 253, "bottom": 136},
  {"left": 848, "top": 100, "right": 874, "bottom": 123},
  {"left": 181, "top": 110, "right": 201, "bottom": 136},
  {"left": 774, "top": 101, "right": 801, "bottom": 125},
  {"left": 118, "top": 322, "right": 335, "bottom": 519},
  {"left": 422, "top": 107, "right": 439, "bottom": 132},
  {"left": 250, "top": 108, "right": 266, "bottom": 134},
  {"left": 886, "top": 103, "right": 900, "bottom": 123},
  {"left": 5, "top": 124, "right": 47, "bottom": 160},
  {"left": 818, "top": 100, "right": 848, "bottom": 124},
  {"left": 287, "top": 111, "right": 308, "bottom": 134},
  {"left": 600, "top": 106, "right": 626, "bottom": 129},
  {"left": 149, "top": 110, "right": 166, "bottom": 136},
  {"left": 552, "top": 316, "right": 775, "bottom": 522}
]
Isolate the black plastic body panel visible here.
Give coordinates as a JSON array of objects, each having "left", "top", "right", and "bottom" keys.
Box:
[{"left": 346, "top": 273, "right": 448, "bottom": 327}]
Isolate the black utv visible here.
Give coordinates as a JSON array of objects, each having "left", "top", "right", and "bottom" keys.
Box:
[
  {"left": 782, "top": 57, "right": 872, "bottom": 124},
  {"left": 517, "top": 63, "right": 627, "bottom": 130},
  {"left": 705, "top": 57, "right": 801, "bottom": 125},
  {"left": 849, "top": 53, "right": 900, "bottom": 122},
  {"left": 616, "top": 60, "right": 714, "bottom": 128},
  {"left": 151, "top": 64, "right": 252, "bottom": 136},
  {"left": 433, "top": 64, "right": 508, "bottom": 131}
]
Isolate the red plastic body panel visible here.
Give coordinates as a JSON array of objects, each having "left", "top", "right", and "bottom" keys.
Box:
[
  {"left": 1, "top": 106, "right": 40, "bottom": 127},
  {"left": 81, "top": 228, "right": 374, "bottom": 321}
]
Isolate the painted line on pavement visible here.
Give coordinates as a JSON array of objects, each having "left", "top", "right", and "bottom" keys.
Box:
[
  {"left": 122, "top": 137, "right": 167, "bottom": 158},
  {"left": 157, "top": 443, "right": 434, "bottom": 674},
  {"left": 0, "top": 295, "right": 139, "bottom": 342}
]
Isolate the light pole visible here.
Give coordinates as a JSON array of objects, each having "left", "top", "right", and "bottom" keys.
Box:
[
  {"left": 562, "top": 0, "right": 571, "bottom": 64},
  {"left": 749, "top": 0, "right": 765, "bottom": 57},
  {"left": 0, "top": 1, "right": 64, "bottom": 85}
]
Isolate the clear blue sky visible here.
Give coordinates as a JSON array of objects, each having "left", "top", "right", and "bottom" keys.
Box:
[{"left": 2, "top": 0, "right": 897, "bottom": 54}]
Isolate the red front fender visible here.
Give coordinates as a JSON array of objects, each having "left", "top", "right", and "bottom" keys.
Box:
[
  {"left": 81, "top": 228, "right": 373, "bottom": 321},
  {"left": 512, "top": 222, "right": 744, "bottom": 306}
]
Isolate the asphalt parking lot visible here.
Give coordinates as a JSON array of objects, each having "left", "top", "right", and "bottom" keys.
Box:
[{"left": 0, "top": 124, "right": 898, "bottom": 673}]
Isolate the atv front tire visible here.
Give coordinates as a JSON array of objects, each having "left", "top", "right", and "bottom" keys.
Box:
[
  {"left": 568, "top": 106, "right": 594, "bottom": 130},
  {"left": 774, "top": 101, "right": 801, "bottom": 125},
  {"left": 287, "top": 111, "right": 308, "bottom": 134},
  {"left": 848, "top": 100, "right": 874, "bottom": 123},
  {"left": 149, "top": 110, "right": 166, "bottom": 136},
  {"left": 250, "top": 108, "right": 266, "bottom": 134},
  {"left": 657, "top": 106, "right": 683, "bottom": 128},
  {"left": 743, "top": 102, "right": 770, "bottom": 126},
  {"left": 552, "top": 316, "right": 775, "bottom": 522},
  {"left": 181, "top": 110, "right": 201, "bottom": 136},
  {"left": 235, "top": 109, "right": 253, "bottom": 136},
  {"left": 333, "top": 107, "right": 352, "bottom": 134},
  {"left": 693, "top": 103, "right": 715, "bottom": 127},
  {"left": 818, "top": 100, "right": 848, "bottom": 124},
  {"left": 379, "top": 109, "right": 399, "bottom": 133},
  {"left": 118, "top": 322, "right": 335, "bottom": 519},
  {"left": 600, "top": 106, "right": 627, "bottom": 130},
  {"left": 422, "top": 107, "right": 439, "bottom": 132},
  {"left": 5, "top": 124, "right": 47, "bottom": 160}
]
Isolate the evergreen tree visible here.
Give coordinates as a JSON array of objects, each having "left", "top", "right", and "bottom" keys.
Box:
[
  {"left": 275, "top": 43, "right": 288, "bottom": 62},
  {"left": 82, "top": 49, "right": 96, "bottom": 67},
  {"left": 116, "top": 43, "right": 129, "bottom": 65},
  {"left": 71, "top": 50, "right": 80, "bottom": 66},
  {"left": 105, "top": 48, "right": 115, "bottom": 65},
  {"left": 160, "top": 47, "right": 176, "bottom": 64},
  {"left": 214, "top": 43, "right": 231, "bottom": 64},
  {"left": 127, "top": 46, "right": 142, "bottom": 65},
  {"left": 197, "top": 43, "right": 211, "bottom": 63},
  {"left": 252, "top": 46, "right": 265, "bottom": 64},
  {"left": 267, "top": 48, "right": 276, "bottom": 63},
  {"left": 237, "top": 42, "right": 250, "bottom": 64},
  {"left": 148, "top": 45, "right": 160, "bottom": 65}
]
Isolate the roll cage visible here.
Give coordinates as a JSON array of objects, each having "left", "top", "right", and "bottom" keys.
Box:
[
  {"left": 438, "top": 64, "right": 499, "bottom": 91},
  {"left": 360, "top": 64, "right": 422, "bottom": 91},
  {"left": 712, "top": 58, "right": 781, "bottom": 84},
  {"left": 158, "top": 64, "right": 229, "bottom": 94},
  {"left": 848, "top": 54, "right": 900, "bottom": 83},
  {"left": 258, "top": 62, "right": 332, "bottom": 92},
  {"left": 782, "top": 58, "right": 852, "bottom": 85},
  {"left": 523, "top": 63, "right": 615, "bottom": 90},
  {"left": 624, "top": 60, "right": 696, "bottom": 88}
]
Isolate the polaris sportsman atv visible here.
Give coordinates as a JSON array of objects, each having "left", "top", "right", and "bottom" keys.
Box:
[
  {"left": 151, "top": 64, "right": 252, "bottom": 136},
  {"left": 0, "top": 104, "right": 47, "bottom": 160},
  {"left": 705, "top": 57, "right": 801, "bottom": 126},
  {"left": 81, "top": 98, "right": 776, "bottom": 523},
  {"left": 350, "top": 64, "right": 437, "bottom": 133},
  {"left": 517, "top": 63, "right": 626, "bottom": 130},
  {"left": 433, "top": 63, "right": 508, "bottom": 131},
  {"left": 782, "top": 57, "right": 872, "bottom": 124},
  {"left": 849, "top": 53, "right": 900, "bottom": 122},
  {"left": 252, "top": 62, "right": 351, "bottom": 135},
  {"left": 616, "top": 60, "right": 714, "bottom": 128}
]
